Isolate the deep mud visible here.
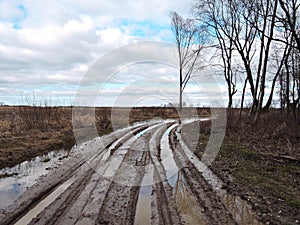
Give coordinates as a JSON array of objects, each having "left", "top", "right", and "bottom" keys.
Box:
[
  {"left": 0, "top": 119, "right": 268, "bottom": 225},
  {"left": 182, "top": 120, "right": 300, "bottom": 225}
]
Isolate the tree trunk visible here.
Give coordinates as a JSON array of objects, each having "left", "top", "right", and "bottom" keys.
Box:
[
  {"left": 239, "top": 78, "right": 248, "bottom": 120},
  {"left": 285, "top": 58, "right": 290, "bottom": 114},
  {"left": 179, "top": 68, "right": 183, "bottom": 114},
  {"left": 227, "top": 80, "right": 233, "bottom": 109}
]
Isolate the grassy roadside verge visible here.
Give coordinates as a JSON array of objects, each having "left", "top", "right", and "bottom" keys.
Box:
[
  {"left": 182, "top": 114, "right": 300, "bottom": 225},
  {"left": 217, "top": 139, "right": 300, "bottom": 225}
]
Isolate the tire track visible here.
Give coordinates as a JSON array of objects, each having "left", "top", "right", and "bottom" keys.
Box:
[
  {"left": 8, "top": 122, "right": 157, "bottom": 225},
  {"left": 176, "top": 123, "right": 265, "bottom": 225},
  {"left": 96, "top": 138, "right": 149, "bottom": 225},
  {"left": 96, "top": 124, "right": 167, "bottom": 225},
  {"left": 0, "top": 119, "right": 264, "bottom": 225},
  {"left": 169, "top": 126, "right": 237, "bottom": 225},
  {"left": 28, "top": 169, "right": 95, "bottom": 225},
  {"left": 149, "top": 123, "right": 182, "bottom": 225}
]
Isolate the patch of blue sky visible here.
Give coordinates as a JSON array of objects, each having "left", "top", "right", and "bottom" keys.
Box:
[
  {"left": 12, "top": 23, "right": 22, "bottom": 29},
  {"left": 124, "top": 20, "right": 169, "bottom": 31},
  {"left": 102, "top": 82, "right": 125, "bottom": 90},
  {"left": 34, "top": 85, "right": 54, "bottom": 91},
  {"left": 118, "top": 19, "right": 172, "bottom": 41},
  {"left": 95, "top": 18, "right": 173, "bottom": 42},
  {"left": 9, "top": 4, "right": 28, "bottom": 30},
  {"left": 18, "top": 4, "right": 27, "bottom": 15},
  {"left": 77, "top": 82, "right": 125, "bottom": 95},
  {"left": 38, "top": 84, "right": 76, "bottom": 91},
  {"left": 0, "top": 95, "right": 22, "bottom": 105}
]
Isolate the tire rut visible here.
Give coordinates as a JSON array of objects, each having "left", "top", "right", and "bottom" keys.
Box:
[
  {"left": 169, "top": 127, "right": 237, "bottom": 225},
  {"left": 96, "top": 128, "right": 159, "bottom": 224},
  {"left": 8, "top": 123, "right": 155, "bottom": 225},
  {"left": 1, "top": 120, "right": 247, "bottom": 225},
  {"left": 29, "top": 168, "right": 95, "bottom": 225},
  {"left": 149, "top": 123, "right": 182, "bottom": 225}
]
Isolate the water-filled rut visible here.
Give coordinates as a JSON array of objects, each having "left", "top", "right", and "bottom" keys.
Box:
[{"left": 0, "top": 119, "right": 265, "bottom": 225}]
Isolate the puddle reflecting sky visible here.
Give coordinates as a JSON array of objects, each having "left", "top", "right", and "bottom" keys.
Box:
[
  {"left": 0, "top": 148, "right": 72, "bottom": 211},
  {"left": 160, "top": 124, "right": 179, "bottom": 187},
  {"left": 178, "top": 132, "right": 264, "bottom": 225}
]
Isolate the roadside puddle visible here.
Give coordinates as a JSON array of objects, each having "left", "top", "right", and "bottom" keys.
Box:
[
  {"left": 134, "top": 123, "right": 173, "bottom": 225},
  {"left": 175, "top": 172, "right": 208, "bottom": 225},
  {"left": 160, "top": 123, "right": 180, "bottom": 187},
  {"left": 0, "top": 148, "right": 73, "bottom": 211},
  {"left": 219, "top": 190, "right": 264, "bottom": 225},
  {"left": 177, "top": 130, "right": 264, "bottom": 225},
  {"left": 134, "top": 164, "right": 154, "bottom": 225},
  {"left": 14, "top": 177, "right": 75, "bottom": 225}
]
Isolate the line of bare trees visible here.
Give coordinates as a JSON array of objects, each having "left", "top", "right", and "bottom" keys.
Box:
[{"left": 171, "top": 0, "right": 300, "bottom": 122}]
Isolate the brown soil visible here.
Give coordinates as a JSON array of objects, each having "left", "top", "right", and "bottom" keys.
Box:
[
  {"left": 182, "top": 111, "right": 300, "bottom": 225},
  {"left": 1, "top": 119, "right": 244, "bottom": 225},
  {"left": 1, "top": 106, "right": 298, "bottom": 224}
]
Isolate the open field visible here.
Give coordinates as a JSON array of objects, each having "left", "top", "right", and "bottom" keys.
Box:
[
  {"left": 0, "top": 106, "right": 209, "bottom": 169},
  {"left": 0, "top": 106, "right": 299, "bottom": 224},
  {"left": 0, "top": 118, "right": 257, "bottom": 225}
]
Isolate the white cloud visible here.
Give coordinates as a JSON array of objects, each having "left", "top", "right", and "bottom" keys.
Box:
[
  {"left": 0, "top": 0, "right": 25, "bottom": 21},
  {"left": 98, "top": 27, "right": 132, "bottom": 47},
  {"left": 0, "top": 0, "right": 196, "bottom": 105}
]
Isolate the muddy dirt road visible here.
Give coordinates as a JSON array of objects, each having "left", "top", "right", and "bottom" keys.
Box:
[{"left": 0, "top": 120, "right": 264, "bottom": 225}]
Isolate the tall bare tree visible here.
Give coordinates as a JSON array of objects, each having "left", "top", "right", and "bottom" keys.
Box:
[
  {"left": 277, "top": 0, "right": 300, "bottom": 121},
  {"left": 170, "top": 11, "right": 204, "bottom": 112},
  {"left": 194, "top": 0, "right": 291, "bottom": 122},
  {"left": 194, "top": 0, "right": 258, "bottom": 110},
  {"left": 279, "top": 39, "right": 300, "bottom": 119},
  {"left": 278, "top": 0, "right": 300, "bottom": 51}
]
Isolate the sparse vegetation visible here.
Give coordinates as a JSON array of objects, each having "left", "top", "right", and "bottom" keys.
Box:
[
  {"left": 1, "top": 104, "right": 299, "bottom": 224},
  {"left": 181, "top": 109, "right": 300, "bottom": 225},
  {"left": 0, "top": 106, "right": 208, "bottom": 169}
]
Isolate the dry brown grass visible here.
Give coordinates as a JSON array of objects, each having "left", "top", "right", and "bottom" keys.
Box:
[
  {"left": 181, "top": 110, "right": 300, "bottom": 224},
  {"left": 0, "top": 106, "right": 75, "bottom": 168},
  {"left": 0, "top": 106, "right": 210, "bottom": 169}
]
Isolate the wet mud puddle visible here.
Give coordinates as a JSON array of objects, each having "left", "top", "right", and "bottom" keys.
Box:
[
  {"left": 177, "top": 128, "right": 264, "bottom": 225},
  {"left": 134, "top": 165, "right": 154, "bottom": 225},
  {"left": 12, "top": 122, "right": 164, "bottom": 225},
  {"left": 175, "top": 172, "right": 208, "bottom": 225},
  {"left": 134, "top": 123, "right": 180, "bottom": 225},
  {"left": 134, "top": 124, "right": 163, "bottom": 225},
  {"left": 161, "top": 122, "right": 208, "bottom": 224},
  {"left": 14, "top": 177, "right": 75, "bottom": 225},
  {"left": 0, "top": 148, "right": 74, "bottom": 211},
  {"left": 160, "top": 123, "right": 180, "bottom": 187}
]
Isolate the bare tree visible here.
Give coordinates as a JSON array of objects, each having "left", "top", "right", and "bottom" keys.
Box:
[
  {"left": 277, "top": 0, "right": 300, "bottom": 120},
  {"left": 264, "top": 37, "right": 292, "bottom": 112},
  {"left": 194, "top": 0, "right": 258, "bottom": 110},
  {"left": 170, "top": 11, "right": 204, "bottom": 113},
  {"left": 278, "top": 0, "right": 300, "bottom": 51},
  {"left": 279, "top": 39, "right": 300, "bottom": 119},
  {"left": 194, "top": 0, "right": 292, "bottom": 122},
  {"left": 214, "top": 18, "right": 237, "bottom": 108}
]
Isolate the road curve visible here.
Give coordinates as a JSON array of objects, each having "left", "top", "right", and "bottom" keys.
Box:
[{"left": 0, "top": 119, "right": 264, "bottom": 225}]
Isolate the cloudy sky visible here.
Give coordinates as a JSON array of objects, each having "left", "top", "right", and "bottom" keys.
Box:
[{"left": 0, "top": 0, "right": 228, "bottom": 107}]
